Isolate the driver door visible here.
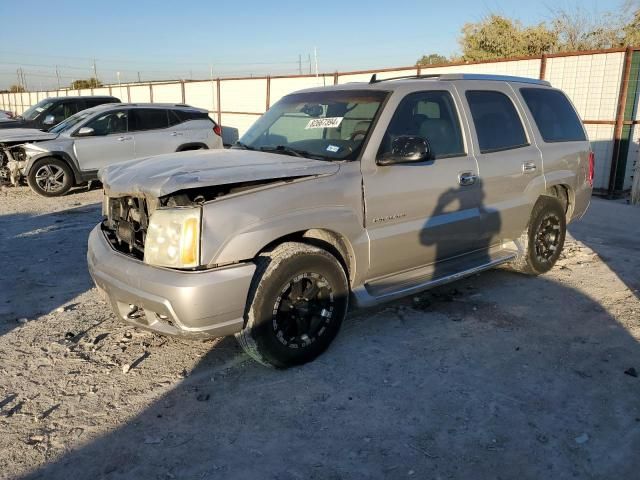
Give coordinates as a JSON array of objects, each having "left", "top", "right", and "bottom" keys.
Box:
[
  {"left": 73, "top": 109, "right": 134, "bottom": 172},
  {"left": 362, "top": 88, "right": 484, "bottom": 280}
]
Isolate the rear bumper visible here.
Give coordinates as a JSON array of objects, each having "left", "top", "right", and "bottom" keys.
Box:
[{"left": 87, "top": 225, "right": 255, "bottom": 338}]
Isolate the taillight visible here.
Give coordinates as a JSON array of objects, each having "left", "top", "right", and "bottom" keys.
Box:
[
  {"left": 588, "top": 151, "right": 594, "bottom": 187},
  {"left": 213, "top": 123, "right": 222, "bottom": 137}
]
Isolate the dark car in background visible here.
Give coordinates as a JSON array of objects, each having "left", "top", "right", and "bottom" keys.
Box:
[{"left": 0, "top": 96, "right": 120, "bottom": 130}]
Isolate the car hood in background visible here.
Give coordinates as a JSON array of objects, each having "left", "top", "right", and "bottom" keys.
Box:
[
  {"left": 0, "top": 128, "right": 57, "bottom": 143},
  {"left": 100, "top": 149, "right": 340, "bottom": 198}
]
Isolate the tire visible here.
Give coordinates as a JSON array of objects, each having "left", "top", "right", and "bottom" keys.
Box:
[
  {"left": 237, "top": 242, "right": 349, "bottom": 368},
  {"left": 27, "top": 157, "right": 74, "bottom": 197},
  {"left": 507, "top": 195, "right": 567, "bottom": 275}
]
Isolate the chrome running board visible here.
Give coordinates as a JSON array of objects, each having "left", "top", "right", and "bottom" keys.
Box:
[{"left": 352, "top": 246, "right": 517, "bottom": 308}]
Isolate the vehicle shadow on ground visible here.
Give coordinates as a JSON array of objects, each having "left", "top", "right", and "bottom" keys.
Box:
[
  {"left": 0, "top": 203, "right": 100, "bottom": 335},
  {"left": 568, "top": 197, "right": 640, "bottom": 297},
  {"left": 18, "top": 271, "right": 640, "bottom": 480}
]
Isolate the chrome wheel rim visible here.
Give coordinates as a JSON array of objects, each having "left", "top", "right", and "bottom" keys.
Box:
[
  {"left": 272, "top": 272, "right": 335, "bottom": 349},
  {"left": 34, "top": 164, "right": 65, "bottom": 193}
]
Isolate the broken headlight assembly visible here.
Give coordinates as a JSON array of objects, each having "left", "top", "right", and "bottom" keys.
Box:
[{"left": 143, "top": 207, "right": 202, "bottom": 269}]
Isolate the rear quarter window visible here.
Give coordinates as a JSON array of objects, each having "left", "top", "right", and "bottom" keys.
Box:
[{"left": 520, "top": 88, "right": 586, "bottom": 142}]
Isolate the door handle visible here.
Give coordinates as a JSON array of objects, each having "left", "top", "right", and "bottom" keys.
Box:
[
  {"left": 170, "top": 132, "right": 182, "bottom": 137},
  {"left": 522, "top": 162, "right": 537, "bottom": 173},
  {"left": 117, "top": 136, "right": 132, "bottom": 142},
  {"left": 458, "top": 172, "right": 478, "bottom": 186}
]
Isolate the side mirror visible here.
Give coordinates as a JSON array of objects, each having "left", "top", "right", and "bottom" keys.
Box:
[
  {"left": 76, "top": 127, "right": 95, "bottom": 137},
  {"left": 378, "top": 135, "right": 431, "bottom": 166},
  {"left": 43, "top": 115, "right": 56, "bottom": 126}
]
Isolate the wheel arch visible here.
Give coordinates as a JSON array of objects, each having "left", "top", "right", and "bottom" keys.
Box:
[
  {"left": 25, "top": 151, "right": 82, "bottom": 184},
  {"left": 544, "top": 183, "right": 574, "bottom": 220},
  {"left": 256, "top": 228, "right": 356, "bottom": 286},
  {"left": 176, "top": 142, "right": 208, "bottom": 152}
]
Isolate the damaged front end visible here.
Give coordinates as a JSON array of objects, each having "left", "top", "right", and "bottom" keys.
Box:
[
  {"left": 101, "top": 178, "right": 294, "bottom": 263},
  {"left": 0, "top": 143, "right": 28, "bottom": 186}
]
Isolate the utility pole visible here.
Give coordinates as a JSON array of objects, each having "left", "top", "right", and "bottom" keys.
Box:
[
  {"left": 308, "top": 54, "right": 312, "bottom": 74},
  {"left": 55, "top": 65, "right": 61, "bottom": 90},
  {"left": 137, "top": 71, "right": 141, "bottom": 83},
  {"left": 298, "top": 54, "right": 302, "bottom": 75},
  {"left": 314, "top": 47, "right": 319, "bottom": 78},
  {"left": 92, "top": 58, "right": 98, "bottom": 81},
  {"left": 17, "top": 68, "right": 27, "bottom": 91}
]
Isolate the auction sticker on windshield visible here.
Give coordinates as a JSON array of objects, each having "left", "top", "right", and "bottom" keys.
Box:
[{"left": 305, "top": 117, "right": 343, "bottom": 129}]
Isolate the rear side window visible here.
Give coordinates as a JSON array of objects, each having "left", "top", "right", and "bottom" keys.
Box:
[
  {"left": 129, "top": 109, "right": 169, "bottom": 131},
  {"left": 520, "top": 88, "right": 586, "bottom": 142},
  {"left": 169, "top": 109, "right": 210, "bottom": 125},
  {"left": 466, "top": 91, "right": 528, "bottom": 153}
]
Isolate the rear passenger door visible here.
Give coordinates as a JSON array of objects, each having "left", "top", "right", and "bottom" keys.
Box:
[
  {"left": 129, "top": 109, "right": 181, "bottom": 158},
  {"left": 455, "top": 82, "right": 544, "bottom": 243},
  {"left": 516, "top": 87, "right": 590, "bottom": 191}
]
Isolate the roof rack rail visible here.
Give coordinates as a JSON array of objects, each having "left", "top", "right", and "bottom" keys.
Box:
[
  {"left": 369, "top": 73, "right": 550, "bottom": 87},
  {"left": 369, "top": 73, "right": 441, "bottom": 83}
]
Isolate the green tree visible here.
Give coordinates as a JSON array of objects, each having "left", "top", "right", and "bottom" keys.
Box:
[
  {"left": 622, "top": 9, "right": 640, "bottom": 46},
  {"left": 71, "top": 77, "right": 102, "bottom": 89},
  {"left": 9, "top": 84, "right": 25, "bottom": 93},
  {"left": 459, "top": 15, "right": 557, "bottom": 61},
  {"left": 416, "top": 53, "right": 449, "bottom": 66}
]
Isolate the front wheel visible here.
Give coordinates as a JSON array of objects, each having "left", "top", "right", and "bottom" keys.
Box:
[
  {"left": 237, "top": 242, "right": 349, "bottom": 368},
  {"left": 507, "top": 195, "right": 567, "bottom": 275},
  {"left": 27, "top": 158, "right": 73, "bottom": 197}
]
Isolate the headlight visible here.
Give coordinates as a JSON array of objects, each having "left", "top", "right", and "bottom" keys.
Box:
[{"left": 144, "top": 208, "right": 201, "bottom": 269}]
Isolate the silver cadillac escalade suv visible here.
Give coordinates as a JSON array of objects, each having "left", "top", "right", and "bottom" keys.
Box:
[{"left": 88, "top": 73, "right": 593, "bottom": 368}]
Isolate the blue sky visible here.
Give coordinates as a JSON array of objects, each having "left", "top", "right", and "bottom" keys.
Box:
[{"left": 0, "top": 0, "right": 618, "bottom": 90}]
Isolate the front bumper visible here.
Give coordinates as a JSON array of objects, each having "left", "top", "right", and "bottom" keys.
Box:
[{"left": 87, "top": 225, "right": 256, "bottom": 338}]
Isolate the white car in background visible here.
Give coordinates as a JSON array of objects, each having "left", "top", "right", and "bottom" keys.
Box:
[{"left": 2, "top": 103, "right": 223, "bottom": 196}]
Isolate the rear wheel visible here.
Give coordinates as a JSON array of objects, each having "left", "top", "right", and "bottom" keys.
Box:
[
  {"left": 27, "top": 158, "right": 73, "bottom": 197},
  {"left": 507, "top": 195, "right": 566, "bottom": 275},
  {"left": 237, "top": 242, "right": 349, "bottom": 368}
]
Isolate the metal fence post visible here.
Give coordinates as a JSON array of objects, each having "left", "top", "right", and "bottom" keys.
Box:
[
  {"left": 216, "top": 78, "right": 222, "bottom": 126},
  {"left": 539, "top": 54, "right": 547, "bottom": 80},
  {"left": 609, "top": 47, "right": 634, "bottom": 196},
  {"left": 265, "top": 76, "right": 271, "bottom": 112}
]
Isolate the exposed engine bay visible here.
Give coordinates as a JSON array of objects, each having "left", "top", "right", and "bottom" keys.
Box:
[
  {"left": 102, "top": 178, "right": 297, "bottom": 261},
  {"left": 0, "top": 142, "right": 27, "bottom": 186}
]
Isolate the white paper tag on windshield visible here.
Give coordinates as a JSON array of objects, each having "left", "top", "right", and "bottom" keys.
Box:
[{"left": 305, "top": 117, "right": 343, "bottom": 129}]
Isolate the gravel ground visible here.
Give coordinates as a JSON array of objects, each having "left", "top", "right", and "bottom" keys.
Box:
[{"left": 0, "top": 185, "right": 639, "bottom": 480}]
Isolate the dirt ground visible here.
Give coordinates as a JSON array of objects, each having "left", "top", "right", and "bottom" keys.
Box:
[{"left": 0, "top": 185, "right": 639, "bottom": 480}]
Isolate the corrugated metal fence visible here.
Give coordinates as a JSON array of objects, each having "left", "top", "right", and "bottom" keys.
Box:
[{"left": 2, "top": 47, "right": 639, "bottom": 194}]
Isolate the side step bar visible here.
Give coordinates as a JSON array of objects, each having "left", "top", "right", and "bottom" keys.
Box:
[{"left": 352, "top": 248, "right": 517, "bottom": 308}]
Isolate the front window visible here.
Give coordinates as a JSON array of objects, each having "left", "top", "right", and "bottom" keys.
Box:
[
  {"left": 83, "top": 110, "right": 128, "bottom": 136},
  {"left": 21, "top": 100, "right": 54, "bottom": 121},
  {"left": 237, "top": 90, "right": 388, "bottom": 161}
]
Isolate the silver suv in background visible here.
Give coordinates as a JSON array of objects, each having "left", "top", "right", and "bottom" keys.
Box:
[
  {"left": 7, "top": 104, "right": 223, "bottom": 196},
  {"left": 89, "top": 74, "right": 593, "bottom": 368}
]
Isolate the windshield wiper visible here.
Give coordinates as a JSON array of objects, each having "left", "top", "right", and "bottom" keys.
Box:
[
  {"left": 233, "top": 141, "right": 255, "bottom": 150},
  {"left": 259, "top": 145, "right": 327, "bottom": 161}
]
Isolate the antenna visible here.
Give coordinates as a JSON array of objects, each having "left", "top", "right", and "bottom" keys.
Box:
[{"left": 369, "top": 74, "right": 377, "bottom": 84}]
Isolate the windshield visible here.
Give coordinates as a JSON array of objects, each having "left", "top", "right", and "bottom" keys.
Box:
[
  {"left": 21, "top": 100, "right": 54, "bottom": 121},
  {"left": 237, "top": 89, "right": 388, "bottom": 161},
  {"left": 48, "top": 110, "right": 92, "bottom": 134}
]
